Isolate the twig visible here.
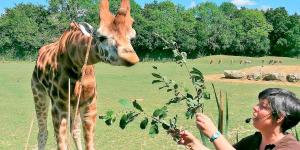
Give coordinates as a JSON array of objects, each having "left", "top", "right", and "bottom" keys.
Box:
[
  {"left": 73, "top": 36, "right": 92, "bottom": 134},
  {"left": 24, "top": 112, "right": 35, "bottom": 150},
  {"left": 68, "top": 78, "right": 71, "bottom": 149}
]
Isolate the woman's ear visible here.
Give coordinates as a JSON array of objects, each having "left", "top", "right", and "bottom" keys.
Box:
[{"left": 276, "top": 113, "right": 285, "bottom": 124}]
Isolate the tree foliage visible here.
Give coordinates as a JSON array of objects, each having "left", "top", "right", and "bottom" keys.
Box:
[
  {"left": 0, "top": 4, "right": 50, "bottom": 58},
  {"left": 1, "top": 1, "right": 300, "bottom": 59},
  {"left": 265, "top": 7, "right": 300, "bottom": 56}
]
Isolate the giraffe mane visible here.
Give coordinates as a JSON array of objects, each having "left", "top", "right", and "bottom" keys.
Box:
[{"left": 36, "top": 22, "right": 86, "bottom": 71}]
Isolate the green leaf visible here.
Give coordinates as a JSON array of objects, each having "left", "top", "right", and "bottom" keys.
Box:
[
  {"left": 167, "top": 89, "right": 172, "bottom": 92},
  {"left": 185, "top": 110, "right": 193, "bottom": 119},
  {"left": 106, "top": 110, "right": 114, "bottom": 117},
  {"left": 174, "top": 84, "right": 178, "bottom": 89},
  {"left": 159, "top": 85, "right": 168, "bottom": 90},
  {"left": 162, "top": 123, "right": 170, "bottom": 130},
  {"left": 105, "top": 118, "right": 114, "bottom": 126},
  {"left": 169, "top": 115, "right": 178, "bottom": 128},
  {"left": 153, "top": 108, "right": 163, "bottom": 117},
  {"left": 152, "top": 73, "right": 162, "bottom": 78},
  {"left": 119, "top": 112, "right": 137, "bottom": 129},
  {"left": 133, "top": 100, "right": 143, "bottom": 112},
  {"left": 119, "top": 114, "right": 128, "bottom": 129},
  {"left": 127, "top": 112, "right": 137, "bottom": 123},
  {"left": 151, "top": 119, "right": 158, "bottom": 125},
  {"left": 153, "top": 107, "right": 168, "bottom": 119},
  {"left": 191, "top": 67, "right": 203, "bottom": 77},
  {"left": 152, "top": 80, "right": 162, "bottom": 84},
  {"left": 140, "top": 117, "right": 148, "bottom": 130},
  {"left": 118, "top": 99, "right": 132, "bottom": 108},
  {"left": 152, "top": 66, "right": 158, "bottom": 70},
  {"left": 203, "top": 91, "right": 211, "bottom": 100},
  {"left": 149, "top": 124, "right": 159, "bottom": 137},
  {"left": 186, "top": 93, "right": 193, "bottom": 99},
  {"left": 102, "top": 110, "right": 116, "bottom": 126}
]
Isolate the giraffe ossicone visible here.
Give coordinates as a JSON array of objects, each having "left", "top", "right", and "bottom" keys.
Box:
[{"left": 31, "top": 0, "right": 139, "bottom": 149}]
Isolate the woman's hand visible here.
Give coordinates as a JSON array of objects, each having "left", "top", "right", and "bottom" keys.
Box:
[
  {"left": 178, "top": 130, "right": 206, "bottom": 150},
  {"left": 196, "top": 113, "right": 218, "bottom": 138}
]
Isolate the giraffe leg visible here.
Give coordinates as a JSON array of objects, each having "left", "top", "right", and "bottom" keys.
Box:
[
  {"left": 32, "top": 81, "right": 49, "bottom": 150},
  {"left": 51, "top": 106, "right": 68, "bottom": 150},
  {"left": 81, "top": 97, "right": 97, "bottom": 150},
  {"left": 71, "top": 112, "right": 83, "bottom": 150}
]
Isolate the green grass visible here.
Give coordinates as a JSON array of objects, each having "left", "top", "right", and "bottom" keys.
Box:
[{"left": 0, "top": 55, "right": 299, "bottom": 149}]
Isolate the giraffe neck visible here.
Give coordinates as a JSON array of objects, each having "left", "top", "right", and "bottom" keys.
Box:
[{"left": 60, "top": 30, "right": 100, "bottom": 69}]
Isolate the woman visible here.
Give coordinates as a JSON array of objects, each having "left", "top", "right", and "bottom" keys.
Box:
[{"left": 179, "top": 88, "right": 300, "bottom": 150}]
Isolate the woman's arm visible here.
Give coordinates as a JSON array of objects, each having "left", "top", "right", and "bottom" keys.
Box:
[{"left": 195, "top": 113, "right": 235, "bottom": 150}]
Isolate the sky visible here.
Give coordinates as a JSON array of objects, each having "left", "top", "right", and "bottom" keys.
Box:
[{"left": 0, "top": 0, "right": 299, "bottom": 15}]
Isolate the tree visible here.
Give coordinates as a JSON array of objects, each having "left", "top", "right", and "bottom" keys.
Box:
[
  {"left": 265, "top": 7, "right": 291, "bottom": 56},
  {"left": 219, "top": 2, "right": 238, "bottom": 19},
  {"left": 173, "top": 8, "right": 197, "bottom": 58},
  {"left": 0, "top": 4, "right": 50, "bottom": 59},
  {"left": 193, "top": 2, "right": 234, "bottom": 55},
  {"left": 285, "top": 14, "right": 300, "bottom": 57},
  {"left": 232, "top": 9, "right": 272, "bottom": 56},
  {"left": 134, "top": 1, "right": 179, "bottom": 59},
  {"left": 265, "top": 8, "right": 300, "bottom": 57}
]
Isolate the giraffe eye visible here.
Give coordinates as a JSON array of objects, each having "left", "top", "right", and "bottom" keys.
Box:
[{"left": 98, "top": 36, "right": 107, "bottom": 42}]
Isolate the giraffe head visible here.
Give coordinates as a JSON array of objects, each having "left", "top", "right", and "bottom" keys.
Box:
[{"left": 92, "top": 0, "right": 139, "bottom": 66}]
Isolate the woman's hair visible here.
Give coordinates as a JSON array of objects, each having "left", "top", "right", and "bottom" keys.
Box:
[{"left": 258, "top": 88, "right": 300, "bottom": 132}]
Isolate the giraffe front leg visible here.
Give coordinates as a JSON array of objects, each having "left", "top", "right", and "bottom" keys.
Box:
[
  {"left": 52, "top": 107, "right": 68, "bottom": 150},
  {"left": 81, "top": 98, "right": 97, "bottom": 150},
  {"left": 31, "top": 81, "right": 49, "bottom": 150},
  {"left": 35, "top": 95, "right": 49, "bottom": 150},
  {"left": 71, "top": 112, "right": 83, "bottom": 150}
]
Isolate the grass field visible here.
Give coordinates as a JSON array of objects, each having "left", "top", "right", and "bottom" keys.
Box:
[{"left": 0, "top": 55, "right": 299, "bottom": 149}]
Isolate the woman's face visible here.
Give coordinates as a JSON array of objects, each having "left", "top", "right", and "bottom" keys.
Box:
[{"left": 252, "top": 99, "right": 274, "bottom": 130}]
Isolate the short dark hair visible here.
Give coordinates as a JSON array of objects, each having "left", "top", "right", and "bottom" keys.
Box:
[{"left": 258, "top": 88, "right": 300, "bottom": 132}]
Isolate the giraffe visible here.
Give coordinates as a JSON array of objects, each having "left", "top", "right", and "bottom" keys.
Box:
[{"left": 30, "top": 0, "right": 139, "bottom": 149}]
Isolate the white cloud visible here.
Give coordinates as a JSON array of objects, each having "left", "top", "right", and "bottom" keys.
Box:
[
  {"left": 189, "top": 0, "right": 197, "bottom": 8},
  {"left": 231, "top": 0, "right": 256, "bottom": 7}
]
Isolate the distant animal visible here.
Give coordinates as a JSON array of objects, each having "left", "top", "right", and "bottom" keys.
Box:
[
  {"left": 218, "top": 59, "right": 222, "bottom": 64},
  {"left": 269, "top": 59, "right": 274, "bottom": 64},
  {"left": 240, "top": 59, "right": 243, "bottom": 64},
  {"left": 210, "top": 59, "right": 213, "bottom": 64},
  {"left": 30, "top": 0, "right": 139, "bottom": 149},
  {"left": 261, "top": 59, "right": 265, "bottom": 67}
]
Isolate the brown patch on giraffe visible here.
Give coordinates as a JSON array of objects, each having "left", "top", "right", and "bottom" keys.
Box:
[
  {"left": 52, "top": 106, "right": 59, "bottom": 117},
  {"left": 50, "top": 88, "right": 58, "bottom": 98},
  {"left": 56, "top": 100, "right": 67, "bottom": 111},
  {"left": 32, "top": 88, "right": 37, "bottom": 95},
  {"left": 34, "top": 97, "right": 39, "bottom": 103}
]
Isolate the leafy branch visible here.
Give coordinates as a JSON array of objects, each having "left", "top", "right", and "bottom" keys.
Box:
[{"left": 99, "top": 34, "right": 210, "bottom": 143}]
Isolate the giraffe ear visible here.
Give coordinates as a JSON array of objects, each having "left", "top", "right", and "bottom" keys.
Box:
[
  {"left": 120, "top": 0, "right": 130, "bottom": 16},
  {"left": 117, "top": 0, "right": 133, "bottom": 26},
  {"left": 99, "top": 0, "right": 114, "bottom": 24}
]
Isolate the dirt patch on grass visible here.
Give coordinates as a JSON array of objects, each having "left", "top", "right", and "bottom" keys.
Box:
[{"left": 205, "top": 65, "right": 300, "bottom": 87}]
